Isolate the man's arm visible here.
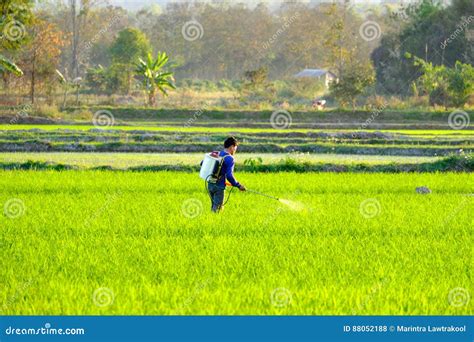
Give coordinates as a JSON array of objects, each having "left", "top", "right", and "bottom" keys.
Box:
[{"left": 224, "top": 156, "right": 240, "bottom": 187}]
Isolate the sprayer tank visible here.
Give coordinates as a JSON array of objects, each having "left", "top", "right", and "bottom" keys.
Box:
[{"left": 199, "top": 153, "right": 221, "bottom": 180}]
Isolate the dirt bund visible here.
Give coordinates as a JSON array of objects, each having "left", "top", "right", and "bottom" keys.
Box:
[
  {"left": 0, "top": 141, "right": 468, "bottom": 156},
  {"left": 0, "top": 155, "right": 471, "bottom": 173}
]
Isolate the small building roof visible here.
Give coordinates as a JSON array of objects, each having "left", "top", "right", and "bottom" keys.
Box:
[{"left": 294, "top": 69, "right": 336, "bottom": 78}]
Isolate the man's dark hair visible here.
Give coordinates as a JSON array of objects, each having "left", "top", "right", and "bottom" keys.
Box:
[{"left": 224, "top": 136, "right": 239, "bottom": 148}]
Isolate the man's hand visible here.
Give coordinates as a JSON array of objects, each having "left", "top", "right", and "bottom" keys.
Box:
[{"left": 239, "top": 184, "right": 247, "bottom": 192}]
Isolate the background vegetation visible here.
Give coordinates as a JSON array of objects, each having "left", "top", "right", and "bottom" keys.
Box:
[{"left": 0, "top": 0, "right": 473, "bottom": 112}]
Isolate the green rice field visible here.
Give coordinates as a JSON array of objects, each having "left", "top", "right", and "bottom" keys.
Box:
[
  {"left": 0, "top": 124, "right": 473, "bottom": 135},
  {"left": 1, "top": 171, "right": 472, "bottom": 315}
]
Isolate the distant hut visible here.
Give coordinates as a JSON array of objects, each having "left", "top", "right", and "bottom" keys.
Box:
[{"left": 293, "top": 69, "right": 338, "bottom": 88}]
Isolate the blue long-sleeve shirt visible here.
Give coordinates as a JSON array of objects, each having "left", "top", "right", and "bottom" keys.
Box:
[{"left": 217, "top": 150, "right": 240, "bottom": 188}]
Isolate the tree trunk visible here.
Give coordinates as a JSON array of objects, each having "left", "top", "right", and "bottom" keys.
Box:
[
  {"left": 127, "top": 69, "right": 131, "bottom": 95},
  {"left": 70, "top": 0, "right": 79, "bottom": 78},
  {"left": 62, "top": 88, "right": 69, "bottom": 108},
  {"left": 148, "top": 89, "right": 155, "bottom": 107},
  {"left": 75, "top": 86, "right": 80, "bottom": 105},
  {"left": 30, "top": 55, "right": 36, "bottom": 104},
  {"left": 2, "top": 73, "right": 9, "bottom": 98}
]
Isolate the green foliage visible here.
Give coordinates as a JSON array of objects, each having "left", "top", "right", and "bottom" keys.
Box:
[
  {"left": 423, "top": 152, "right": 473, "bottom": 172},
  {"left": 0, "top": 0, "right": 34, "bottom": 76},
  {"left": 84, "top": 65, "right": 108, "bottom": 93},
  {"left": 240, "top": 67, "right": 277, "bottom": 107},
  {"left": 135, "top": 52, "right": 175, "bottom": 106},
  {"left": 372, "top": 0, "right": 473, "bottom": 95},
  {"left": 217, "top": 79, "right": 234, "bottom": 91},
  {"left": 289, "top": 79, "right": 326, "bottom": 100},
  {"left": 0, "top": 54, "right": 23, "bottom": 76},
  {"left": 447, "top": 62, "right": 474, "bottom": 108},
  {"left": 55, "top": 69, "right": 66, "bottom": 84},
  {"left": 0, "top": 152, "right": 471, "bottom": 173},
  {"left": 244, "top": 67, "right": 268, "bottom": 87},
  {"left": 109, "top": 28, "right": 151, "bottom": 66},
  {"left": 107, "top": 63, "right": 129, "bottom": 94},
  {"left": 330, "top": 63, "right": 375, "bottom": 110},
  {"left": 85, "top": 64, "right": 130, "bottom": 95},
  {"left": 243, "top": 157, "right": 263, "bottom": 169},
  {"left": 108, "top": 28, "right": 151, "bottom": 94},
  {"left": 412, "top": 56, "right": 474, "bottom": 108},
  {"left": 0, "top": 0, "right": 33, "bottom": 51}
]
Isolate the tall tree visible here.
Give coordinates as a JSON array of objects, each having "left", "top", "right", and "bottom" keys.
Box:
[
  {"left": 110, "top": 27, "right": 151, "bottom": 94},
  {"left": 330, "top": 62, "right": 375, "bottom": 110},
  {"left": 68, "top": 0, "right": 105, "bottom": 77},
  {"left": 21, "top": 18, "right": 66, "bottom": 103}
]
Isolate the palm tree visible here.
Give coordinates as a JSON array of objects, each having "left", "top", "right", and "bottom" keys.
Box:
[{"left": 135, "top": 52, "right": 175, "bottom": 106}]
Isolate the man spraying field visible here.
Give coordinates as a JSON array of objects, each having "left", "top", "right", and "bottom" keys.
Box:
[
  {"left": 201, "top": 137, "right": 246, "bottom": 212},
  {"left": 200, "top": 136, "right": 303, "bottom": 213}
]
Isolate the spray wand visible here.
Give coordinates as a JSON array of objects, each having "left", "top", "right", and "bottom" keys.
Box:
[
  {"left": 224, "top": 182, "right": 304, "bottom": 211},
  {"left": 225, "top": 182, "right": 280, "bottom": 201}
]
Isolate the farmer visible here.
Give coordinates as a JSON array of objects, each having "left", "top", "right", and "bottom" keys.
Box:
[{"left": 208, "top": 136, "right": 246, "bottom": 212}]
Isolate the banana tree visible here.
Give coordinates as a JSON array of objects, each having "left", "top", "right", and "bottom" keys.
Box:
[
  {"left": 0, "top": 54, "right": 23, "bottom": 76},
  {"left": 135, "top": 52, "right": 175, "bottom": 106},
  {"left": 56, "top": 69, "right": 82, "bottom": 107},
  {"left": 56, "top": 69, "right": 70, "bottom": 108},
  {"left": 0, "top": 55, "right": 23, "bottom": 99}
]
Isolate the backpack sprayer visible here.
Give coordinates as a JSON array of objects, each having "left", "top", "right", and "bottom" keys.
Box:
[
  {"left": 199, "top": 151, "right": 225, "bottom": 184},
  {"left": 199, "top": 151, "right": 236, "bottom": 206}
]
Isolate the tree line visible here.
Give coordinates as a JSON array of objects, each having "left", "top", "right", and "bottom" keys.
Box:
[{"left": 0, "top": 0, "right": 472, "bottom": 108}]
